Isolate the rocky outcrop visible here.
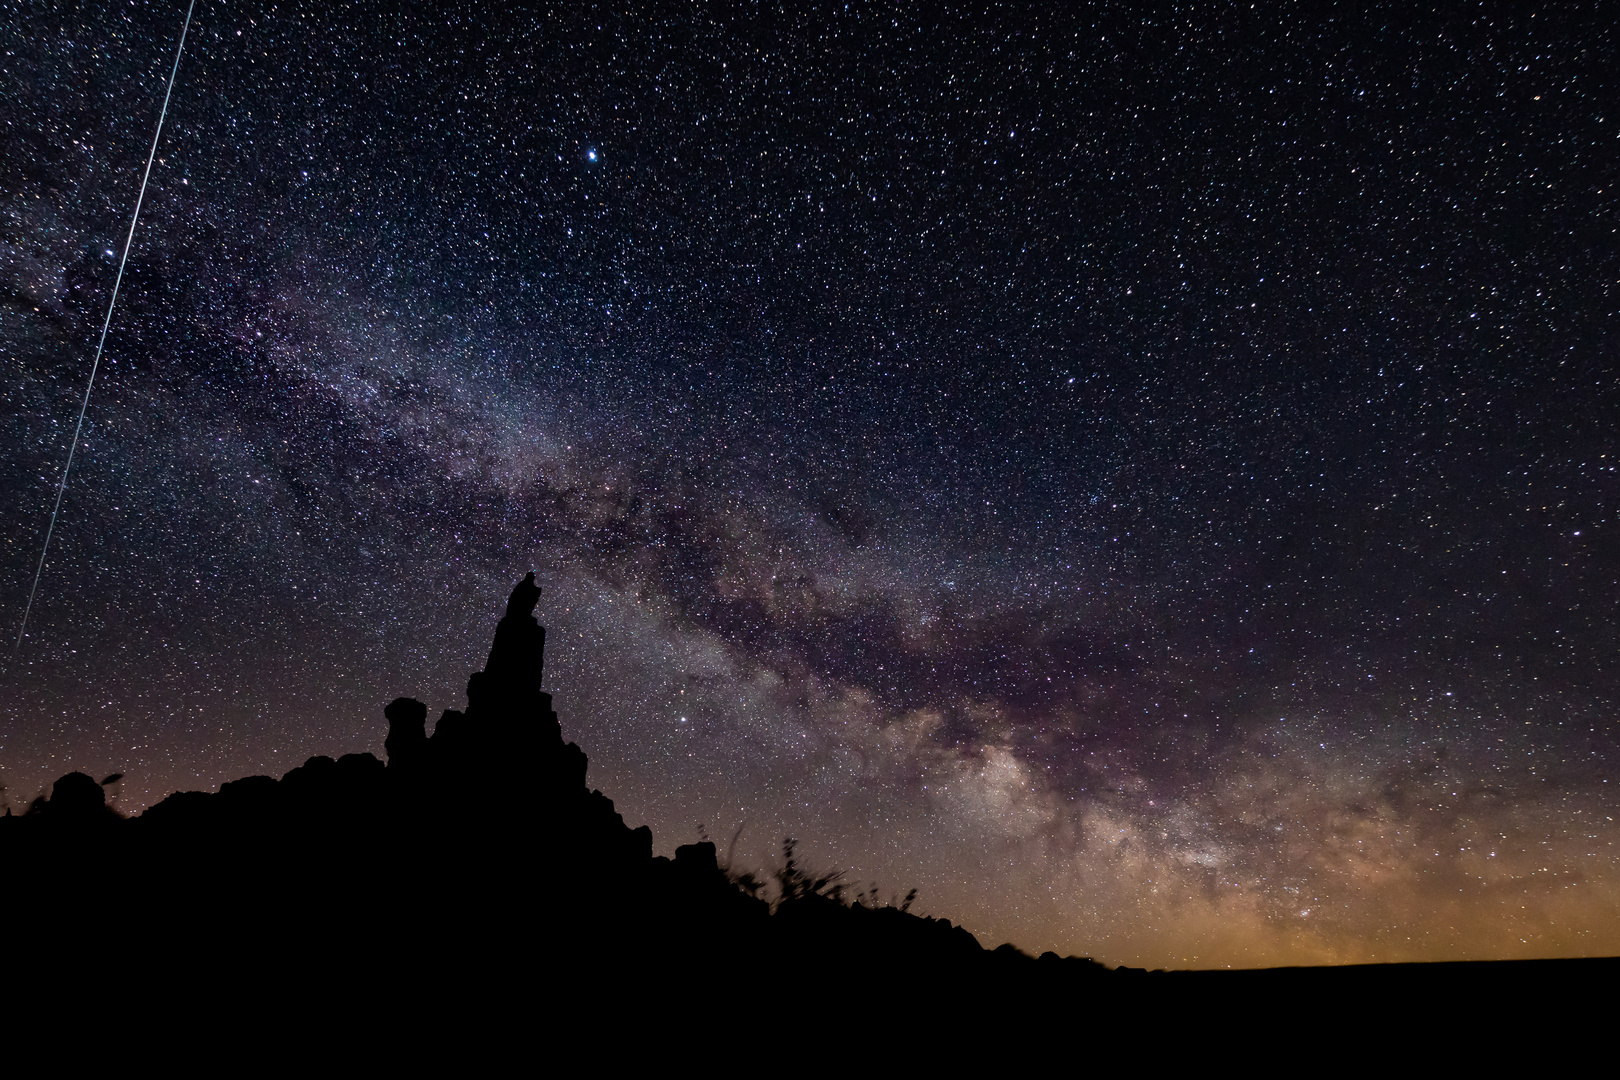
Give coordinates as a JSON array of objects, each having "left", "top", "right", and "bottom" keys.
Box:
[{"left": 0, "top": 573, "right": 1106, "bottom": 1029}]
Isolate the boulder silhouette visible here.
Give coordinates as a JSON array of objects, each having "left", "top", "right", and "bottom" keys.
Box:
[
  {"left": 45, "top": 771, "right": 111, "bottom": 824},
  {"left": 383, "top": 696, "right": 428, "bottom": 767}
]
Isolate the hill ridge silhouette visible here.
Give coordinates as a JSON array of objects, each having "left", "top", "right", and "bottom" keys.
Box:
[{"left": 4, "top": 574, "right": 1615, "bottom": 1043}]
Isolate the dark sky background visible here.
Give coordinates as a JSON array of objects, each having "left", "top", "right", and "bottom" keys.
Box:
[{"left": 3, "top": 0, "right": 1617, "bottom": 967}]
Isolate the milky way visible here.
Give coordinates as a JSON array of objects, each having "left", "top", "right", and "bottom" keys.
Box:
[{"left": 3, "top": 2, "right": 1618, "bottom": 967}]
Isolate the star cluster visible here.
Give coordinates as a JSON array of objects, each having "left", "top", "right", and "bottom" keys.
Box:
[{"left": 3, "top": 1, "right": 1618, "bottom": 967}]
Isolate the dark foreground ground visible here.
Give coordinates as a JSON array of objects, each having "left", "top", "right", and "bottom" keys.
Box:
[{"left": 5, "top": 576, "right": 1611, "bottom": 1051}]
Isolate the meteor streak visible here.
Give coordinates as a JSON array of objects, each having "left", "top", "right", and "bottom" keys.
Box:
[{"left": 16, "top": 0, "right": 198, "bottom": 649}]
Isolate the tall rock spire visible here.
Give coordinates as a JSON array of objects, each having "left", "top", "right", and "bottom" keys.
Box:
[
  {"left": 466, "top": 571, "right": 548, "bottom": 725},
  {"left": 487, "top": 571, "right": 546, "bottom": 692}
]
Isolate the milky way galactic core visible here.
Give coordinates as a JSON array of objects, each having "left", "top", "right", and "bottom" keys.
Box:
[{"left": 2, "top": 3, "right": 1616, "bottom": 968}]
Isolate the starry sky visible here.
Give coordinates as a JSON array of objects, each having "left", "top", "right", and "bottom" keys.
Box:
[{"left": 4, "top": 1, "right": 1618, "bottom": 968}]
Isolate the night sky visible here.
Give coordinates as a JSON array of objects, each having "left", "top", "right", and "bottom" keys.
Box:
[{"left": 4, "top": 1, "right": 1618, "bottom": 968}]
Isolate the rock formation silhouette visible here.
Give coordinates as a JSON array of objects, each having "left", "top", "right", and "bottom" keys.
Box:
[{"left": 2, "top": 573, "right": 1614, "bottom": 1045}]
